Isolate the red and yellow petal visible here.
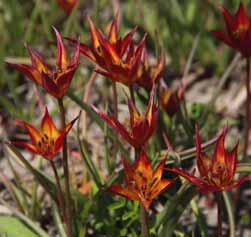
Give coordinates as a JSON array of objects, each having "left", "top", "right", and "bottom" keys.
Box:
[
  {"left": 107, "top": 184, "right": 139, "bottom": 202},
  {"left": 213, "top": 126, "right": 228, "bottom": 167},
  {"left": 42, "top": 73, "right": 61, "bottom": 98},
  {"left": 133, "top": 150, "right": 152, "bottom": 179},
  {"left": 145, "top": 85, "right": 158, "bottom": 125},
  {"left": 152, "top": 159, "right": 166, "bottom": 184},
  {"left": 5, "top": 62, "right": 43, "bottom": 85},
  {"left": 11, "top": 141, "right": 39, "bottom": 154},
  {"left": 88, "top": 17, "right": 102, "bottom": 51},
  {"left": 63, "top": 114, "right": 79, "bottom": 134},
  {"left": 122, "top": 157, "right": 134, "bottom": 184},
  {"left": 53, "top": 27, "right": 68, "bottom": 70},
  {"left": 41, "top": 108, "right": 59, "bottom": 139},
  {"left": 21, "top": 122, "right": 42, "bottom": 145},
  {"left": 235, "top": 2, "right": 250, "bottom": 29},
  {"left": 27, "top": 46, "right": 51, "bottom": 75},
  {"left": 108, "top": 14, "right": 119, "bottom": 44},
  {"left": 169, "top": 167, "right": 208, "bottom": 191},
  {"left": 225, "top": 142, "right": 238, "bottom": 181},
  {"left": 150, "top": 178, "right": 174, "bottom": 200},
  {"left": 92, "top": 105, "right": 135, "bottom": 146}
]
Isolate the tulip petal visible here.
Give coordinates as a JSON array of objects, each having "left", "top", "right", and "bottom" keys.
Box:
[
  {"left": 226, "top": 142, "right": 238, "bottom": 181},
  {"left": 236, "top": 2, "right": 249, "bottom": 28},
  {"left": 42, "top": 73, "right": 60, "bottom": 98},
  {"left": 170, "top": 167, "right": 208, "bottom": 191},
  {"left": 220, "top": 6, "right": 236, "bottom": 33},
  {"left": 88, "top": 16, "right": 103, "bottom": 50},
  {"left": 41, "top": 107, "right": 59, "bottom": 139},
  {"left": 27, "top": 46, "right": 51, "bottom": 74},
  {"left": 53, "top": 27, "right": 68, "bottom": 70},
  {"left": 108, "top": 14, "right": 119, "bottom": 44},
  {"left": 107, "top": 184, "right": 139, "bottom": 201},
  {"left": 5, "top": 62, "right": 42, "bottom": 85},
  {"left": 21, "top": 122, "right": 42, "bottom": 145},
  {"left": 211, "top": 30, "right": 236, "bottom": 49},
  {"left": 224, "top": 176, "right": 250, "bottom": 191},
  {"left": 11, "top": 141, "right": 38, "bottom": 154},
  {"left": 213, "top": 126, "right": 228, "bottom": 166},
  {"left": 92, "top": 105, "right": 135, "bottom": 146},
  {"left": 150, "top": 178, "right": 174, "bottom": 200}
]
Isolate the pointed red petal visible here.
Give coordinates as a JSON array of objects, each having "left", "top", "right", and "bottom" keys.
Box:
[
  {"left": 169, "top": 167, "right": 208, "bottom": 191},
  {"left": 5, "top": 62, "right": 42, "bottom": 85},
  {"left": 53, "top": 27, "right": 68, "bottom": 70},
  {"left": 220, "top": 5, "right": 236, "bottom": 33},
  {"left": 133, "top": 149, "right": 152, "bottom": 179},
  {"left": 42, "top": 73, "right": 60, "bottom": 98},
  {"left": 108, "top": 15, "right": 119, "bottom": 44},
  {"left": 87, "top": 16, "right": 103, "bottom": 50},
  {"left": 213, "top": 126, "right": 228, "bottom": 166},
  {"left": 224, "top": 176, "right": 250, "bottom": 191},
  {"left": 66, "top": 37, "right": 96, "bottom": 62},
  {"left": 41, "top": 107, "right": 59, "bottom": 139},
  {"left": 27, "top": 46, "right": 51, "bottom": 74},
  {"left": 226, "top": 142, "right": 238, "bottom": 181},
  {"left": 120, "top": 27, "right": 137, "bottom": 56},
  {"left": 11, "top": 141, "right": 38, "bottom": 154},
  {"left": 56, "top": 66, "right": 78, "bottom": 97},
  {"left": 211, "top": 30, "right": 236, "bottom": 49},
  {"left": 150, "top": 178, "right": 174, "bottom": 200},
  {"left": 21, "top": 122, "right": 42, "bottom": 145},
  {"left": 92, "top": 105, "right": 135, "bottom": 146},
  {"left": 107, "top": 184, "right": 139, "bottom": 201},
  {"left": 236, "top": 2, "right": 249, "bottom": 27}
]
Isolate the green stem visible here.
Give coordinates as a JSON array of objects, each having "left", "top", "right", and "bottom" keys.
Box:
[
  {"left": 112, "top": 81, "right": 118, "bottom": 119},
  {"left": 243, "top": 57, "right": 251, "bottom": 161},
  {"left": 58, "top": 98, "right": 72, "bottom": 237},
  {"left": 50, "top": 160, "right": 65, "bottom": 222},
  {"left": 140, "top": 204, "right": 150, "bottom": 237},
  {"left": 216, "top": 192, "right": 222, "bottom": 237},
  {"left": 222, "top": 192, "right": 235, "bottom": 237},
  {"left": 129, "top": 85, "right": 135, "bottom": 104}
]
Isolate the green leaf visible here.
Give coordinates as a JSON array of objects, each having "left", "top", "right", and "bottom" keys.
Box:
[
  {"left": 156, "top": 183, "right": 197, "bottom": 237},
  {"left": 5, "top": 143, "right": 58, "bottom": 202},
  {"left": 0, "top": 216, "right": 39, "bottom": 237}
]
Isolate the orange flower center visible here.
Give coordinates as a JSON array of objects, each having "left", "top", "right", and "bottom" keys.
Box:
[{"left": 37, "top": 133, "right": 55, "bottom": 157}]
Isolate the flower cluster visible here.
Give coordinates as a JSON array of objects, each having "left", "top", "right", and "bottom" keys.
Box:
[{"left": 6, "top": 2, "right": 251, "bottom": 236}]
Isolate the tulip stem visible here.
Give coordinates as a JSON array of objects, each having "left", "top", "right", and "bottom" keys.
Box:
[
  {"left": 50, "top": 160, "right": 65, "bottom": 221},
  {"left": 58, "top": 98, "right": 72, "bottom": 237},
  {"left": 216, "top": 192, "right": 222, "bottom": 237},
  {"left": 140, "top": 204, "right": 150, "bottom": 237},
  {"left": 129, "top": 85, "right": 135, "bottom": 104},
  {"left": 112, "top": 81, "right": 118, "bottom": 119},
  {"left": 243, "top": 57, "right": 251, "bottom": 161}
]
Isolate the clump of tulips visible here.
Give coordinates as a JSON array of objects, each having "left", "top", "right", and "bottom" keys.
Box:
[{"left": 4, "top": 2, "right": 251, "bottom": 237}]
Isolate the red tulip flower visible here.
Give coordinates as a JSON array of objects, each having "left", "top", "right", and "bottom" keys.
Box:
[
  {"left": 92, "top": 87, "right": 158, "bottom": 148},
  {"left": 56, "top": 0, "right": 77, "bottom": 13},
  {"left": 108, "top": 149, "right": 175, "bottom": 210},
  {"left": 212, "top": 2, "right": 251, "bottom": 57},
  {"left": 170, "top": 127, "right": 249, "bottom": 193},
  {"left": 6, "top": 28, "right": 80, "bottom": 98},
  {"left": 68, "top": 15, "right": 146, "bottom": 86},
  {"left": 136, "top": 50, "right": 165, "bottom": 91},
  {"left": 159, "top": 84, "right": 185, "bottom": 117},
  {"left": 12, "top": 108, "right": 78, "bottom": 160}
]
